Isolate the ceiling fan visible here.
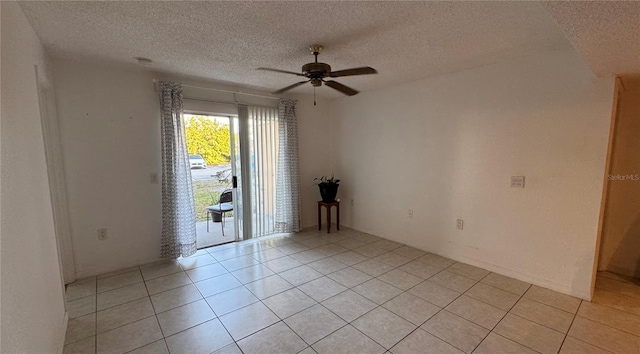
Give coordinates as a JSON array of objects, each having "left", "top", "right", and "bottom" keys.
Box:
[{"left": 258, "top": 45, "right": 378, "bottom": 99}]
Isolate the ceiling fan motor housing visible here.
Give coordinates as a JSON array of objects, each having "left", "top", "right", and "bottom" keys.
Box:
[
  {"left": 302, "top": 62, "right": 331, "bottom": 79},
  {"left": 262, "top": 44, "right": 376, "bottom": 96}
]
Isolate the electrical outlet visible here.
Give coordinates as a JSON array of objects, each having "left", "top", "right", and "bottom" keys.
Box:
[
  {"left": 511, "top": 176, "right": 525, "bottom": 188},
  {"left": 456, "top": 219, "right": 464, "bottom": 230},
  {"left": 97, "top": 228, "right": 108, "bottom": 240},
  {"left": 150, "top": 172, "right": 159, "bottom": 184},
  {"left": 408, "top": 209, "right": 414, "bottom": 219}
]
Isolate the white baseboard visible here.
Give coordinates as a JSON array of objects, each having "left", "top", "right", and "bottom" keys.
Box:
[
  {"left": 75, "top": 256, "right": 161, "bottom": 279},
  {"left": 345, "top": 225, "right": 593, "bottom": 301},
  {"left": 437, "top": 250, "right": 593, "bottom": 300},
  {"left": 57, "top": 311, "right": 69, "bottom": 354}
]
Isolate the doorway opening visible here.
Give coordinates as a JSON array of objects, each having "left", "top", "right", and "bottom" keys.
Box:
[
  {"left": 184, "top": 113, "right": 238, "bottom": 248},
  {"left": 183, "top": 106, "right": 281, "bottom": 248},
  {"left": 594, "top": 77, "right": 640, "bottom": 295}
]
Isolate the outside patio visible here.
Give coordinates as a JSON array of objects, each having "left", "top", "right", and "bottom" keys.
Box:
[
  {"left": 196, "top": 216, "right": 235, "bottom": 248},
  {"left": 192, "top": 164, "right": 235, "bottom": 248}
]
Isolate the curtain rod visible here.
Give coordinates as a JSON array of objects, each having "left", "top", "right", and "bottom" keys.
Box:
[
  {"left": 184, "top": 97, "right": 278, "bottom": 110},
  {"left": 153, "top": 79, "right": 279, "bottom": 100}
]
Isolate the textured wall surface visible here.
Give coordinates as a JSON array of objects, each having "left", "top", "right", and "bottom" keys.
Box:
[
  {"left": 1, "top": 2, "right": 66, "bottom": 352},
  {"left": 330, "top": 48, "right": 613, "bottom": 299}
]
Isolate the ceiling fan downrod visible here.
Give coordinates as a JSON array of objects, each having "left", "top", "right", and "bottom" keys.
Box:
[{"left": 310, "top": 45, "right": 323, "bottom": 63}]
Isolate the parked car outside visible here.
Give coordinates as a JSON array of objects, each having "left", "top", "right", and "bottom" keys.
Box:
[{"left": 189, "top": 154, "right": 207, "bottom": 169}]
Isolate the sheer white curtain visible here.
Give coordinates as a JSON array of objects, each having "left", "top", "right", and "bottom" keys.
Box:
[
  {"left": 275, "top": 98, "right": 300, "bottom": 232},
  {"left": 239, "top": 105, "right": 279, "bottom": 238},
  {"left": 159, "top": 81, "right": 197, "bottom": 259},
  {"left": 237, "top": 101, "right": 299, "bottom": 238}
]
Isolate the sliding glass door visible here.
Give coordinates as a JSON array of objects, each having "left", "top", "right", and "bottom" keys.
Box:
[
  {"left": 231, "top": 116, "right": 244, "bottom": 240},
  {"left": 185, "top": 106, "right": 279, "bottom": 245},
  {"left": 184, "top": 114, "right": 239, "bottom": 247}
]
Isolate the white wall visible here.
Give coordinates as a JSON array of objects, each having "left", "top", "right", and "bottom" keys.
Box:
[
  {"left": 330, "top": 48, "right": 613, "bottom": 299},
  {"left": 53, "top": 59, "right": 331, "bottom": 277},
  {"left": 1, "top": 2, "right": 67, "bottom": 352},
  {"left": 54, "top": 60, "right": 163, "bottom": 278},
  {"left": 294, "top": 95, "right": 333, "bottom": 228}
]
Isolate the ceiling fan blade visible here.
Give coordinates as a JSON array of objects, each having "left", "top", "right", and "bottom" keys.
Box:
[
  {"left": 272, "top": 81, "right": 309, "bottom": 94},
  {"left": 329, "top": 66, "right": 377, "bottom": 77},
  {"left": 324, "top": 80, "right": 359, "bottom": 96},
  {"left": 257, "top": 68, "right": 305, "bottom": 77}
]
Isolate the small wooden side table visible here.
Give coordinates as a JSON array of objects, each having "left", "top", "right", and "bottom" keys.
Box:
[{"left": 318, "top": 201, "right": 340, "bottom": 233}]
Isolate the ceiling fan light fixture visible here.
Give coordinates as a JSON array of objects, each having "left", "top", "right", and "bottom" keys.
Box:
[
  {"left": 309, "top": 45, "right": 323, "bottom": 55},
  {"left": 259, "top": 45, "right": 378, "bottom": 97}
]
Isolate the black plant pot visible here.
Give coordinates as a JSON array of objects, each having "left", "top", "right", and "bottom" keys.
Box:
[{"left": 318, "top": 183, "right": 339, "bottom": 203}]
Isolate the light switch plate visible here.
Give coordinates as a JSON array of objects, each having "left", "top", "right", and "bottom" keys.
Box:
[{"left": 511, "top": 176, "right": 525, "bottom": 188}]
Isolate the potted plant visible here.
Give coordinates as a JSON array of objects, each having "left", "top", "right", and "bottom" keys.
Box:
[{"left": 314, "top": 175, "right": 340, "bottom": 203}]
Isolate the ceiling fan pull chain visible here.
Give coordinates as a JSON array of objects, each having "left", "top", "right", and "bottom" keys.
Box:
[{"left": 314, "top": 87, "right": 317, "bottom": 106}]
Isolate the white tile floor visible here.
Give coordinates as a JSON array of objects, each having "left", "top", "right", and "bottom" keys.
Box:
[{"left": 64, "top": 227, "right": 640, "bottom": 354}]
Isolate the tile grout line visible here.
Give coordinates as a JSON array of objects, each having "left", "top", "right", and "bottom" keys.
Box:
[
  {"left": 95, "top": 270, "right": 99, "bottom": 353},
  {"left": 119, "top": 267, "right": 164, "bottom": 354},
  {"left": 100, "top": 264, "right": 532, "bottom": 353},
  {"left": 417, "top": 272, "right": 485, "bottom": 353},
  {"left": 95, "top": 268, "right": 164, "bottom": 352},
  {"left": 219, "top": 237, "right": 395, "bottom": 351},
  {"left": 556, "top": 300, "right": 579, "bottom": 354},
  {"left": 473, "top": 277, "right": 583, "bottom": 354},
  {"left": 466, "top": 271, "right": 507, "bottom": 354},
  {"left": 376, "top": 264, "right": 482, "bottom": 353},
  {"left": 469, "top": 277, "right": 543, "bottom": 354},
  {"left": 346, "top": 291, "right": 436, "bottom": 352},
  {"left": 563, "top": 333, "right": 615, "bottom": 354},
  {"left": 75, "top": 229, "right": 598, "bottom": 354},
  {"left": 184, "top": 267, "right": 239, "bottom": 353},
  {"left": 506, "top": 310, "right": 572, "bottom": 336},
  {"left": 205, "top": 293, "right": 246, "bottom": 354},
  {"left": 572, "top": 307, "right": 640, "bottom": 339},
  {"left": 596, "top": 286, "right": 640, "bottom": 302},
  {"left": 96, "top": 245, "right": 349, "bottom": 347},
  {"left": 93, "top": 265, "right": 202, "bottom": 352},
  {"left": 67, "top": 233, "right": 308, "bottom": 352},
  {"left": 292, "top": 239, "right": 489, "bottom": 353},
  {"left": 94, "top": 271, "right": 144, "bottom": 297}
]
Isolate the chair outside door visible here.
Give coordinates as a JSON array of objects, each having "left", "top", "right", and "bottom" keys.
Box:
[{"left": 206, "top": 190, "right": 233, "bottom": 236}]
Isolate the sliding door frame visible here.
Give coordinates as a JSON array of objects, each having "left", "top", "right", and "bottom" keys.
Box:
[{"left": 237, "top": 106, "right": 253, "bottom": 241}]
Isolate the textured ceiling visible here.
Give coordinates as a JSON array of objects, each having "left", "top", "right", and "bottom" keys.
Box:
[
  {"left": 20, "top": 1, "right": 572, "bottom": 97},
  {"left": 544, "top": 1, "right": 640, "bottom": 79}
]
